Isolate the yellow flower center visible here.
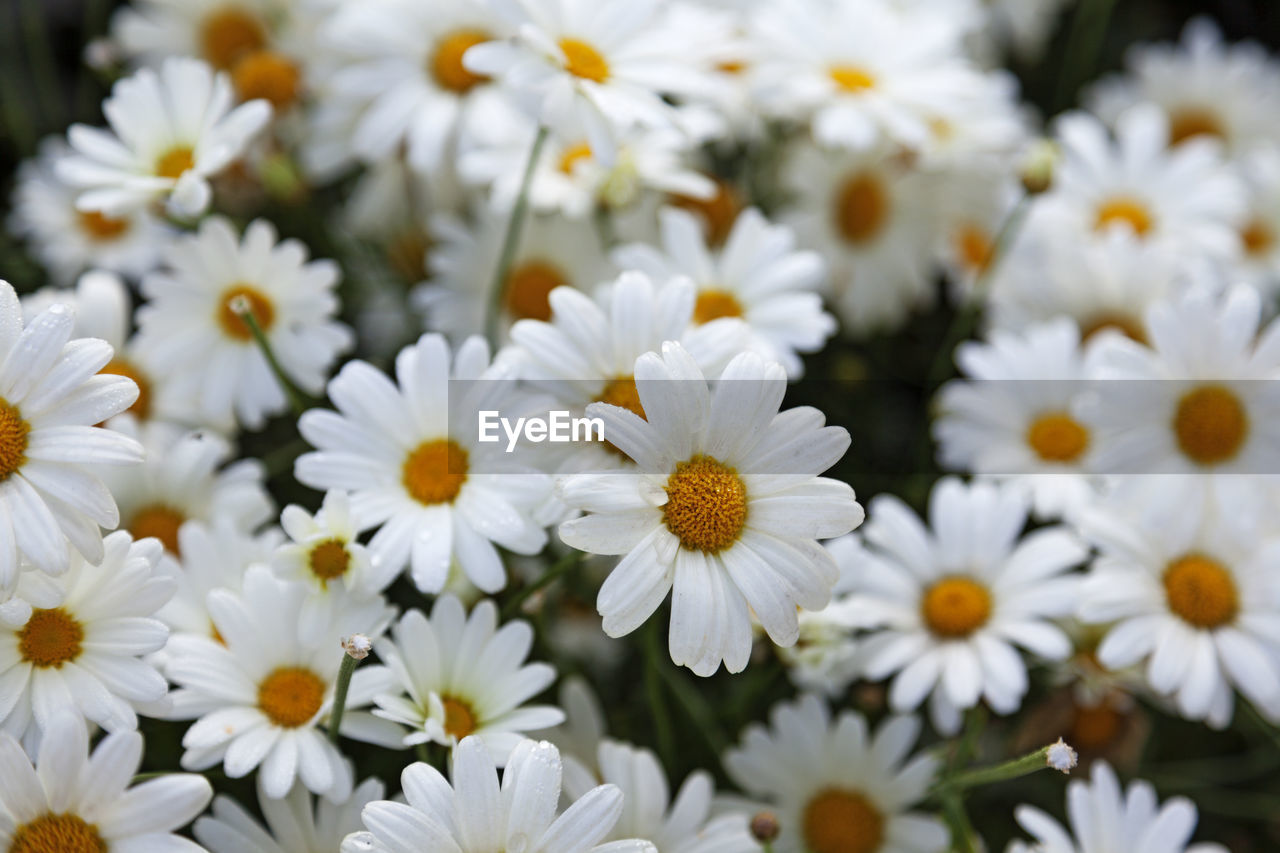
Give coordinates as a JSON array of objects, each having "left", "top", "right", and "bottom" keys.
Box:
[
  {"left": 1173, "top": 385, "right": 1248, "bottom": 466},
  {"left": 596, "top": 376, "right": 646, "bottom": 420},
  {"left": 129, "top": 504, "right": 186, "bottom": 556},
  {"left": 217, "top": 284, "right": 276, "bottom": 341},
  {"left": 1168, "top": 107, "right": 1224, "bottom": 147},
  {"left": 669, "top": 178, "right": 741, "bottom": 247},
  {"left": 505, "top": 259, "right": 567, "bottom": 322},
  {"left": 77, "top": 210, "right": 131, "bottom": 242},
  {"left": 17, "top": 608, "right": 84, "bottom": 668},
  {"left": 921, "top": 576, "right": 992, "bottom": 638},
  {"left": 0, "top": 398, "right": 30, "bottom": 481},
  {"left": 258, "top": 666, "right": 327, "bottom": 727},
  {"left": 1079, "top": 312, "right": 1147, "bottom": 344},
  {"left": 403, "top": 439, "right": 468, "bottom": 505},
  {"left": 200, "top": 5, "right": 268, "bottom": 70},
  {"left": 953, "top": 223, "right": 994, "bottom": 274},
  {"left": 693, "top": 289, "right": 744, "bottom": 325},
  {"left": 663, "top": 455, "right": 748, "bottom": 553},
  {"left": 1242, "top": 218, "right": 1275, "bottom": 257},
  {"left": 1068, "top": 702, "right": 1125, "bottom": 751},
  {"left": 100, "top": 358, "right": 152, "bottom": 420},
  {"left": 1094, "top": 197, "right": 1154, "bottom": 236},
  {"left": 154, "top": 145, "right": 195, "bottom": 180},
  {"left": 558, "top": 142, "right": 594, "bottom": 174},
  {"left": 308, "top": 539, "right": 350, "bottom": 584},
  {"left": 1026, "top": 412, "right": 1089, "bottom": 463},
  {"left": 232, "top": 49, "right": 301, "bottom": 109},
  {"left": 441, "top": 695, "right": 478, "bottom": 739},
  {"left": 834, "top": 172, "right": 890, "bottom": 245},
  {"left": 829, "top": 65, "right": 877, "bottom": 93},
  {"left": 559, "top": 37, "right": 610, "bottom": 83},
  {"left": 10, "top": 813, "right": 106, "bottom": 853},
  {"left": 803, "top": 788, "right": 885, "bottom": 853},
  {"left": 1163, "top": 553, "right": 1239, "bottom": 629},
  {"left": 431, "top": 29, "right": 492, "bottom": 93}
]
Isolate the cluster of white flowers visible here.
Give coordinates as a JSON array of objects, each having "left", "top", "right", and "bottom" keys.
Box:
[{"left": 3, "top": 0, "right": 1277, "bottom": 850}]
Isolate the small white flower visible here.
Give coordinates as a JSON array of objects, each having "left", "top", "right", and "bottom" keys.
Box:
[{"left": 196, "top": 775, "right": 385, "bottom": 853}]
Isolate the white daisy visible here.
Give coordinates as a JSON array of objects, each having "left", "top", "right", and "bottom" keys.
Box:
[
  {"left": 134, "top": 216, "right": 353, "bottom": 431},
  {"left": 613, "top": 206, "right": 834, "bottom": 378},
  {"left": 273, "top": 490, "right": 395, "bottom": 645},
  {"left": 0, "top": 281, "right": 143, "bottom": 588},
  {"left": 846, "top": 477, "right": 1085, "bottom": 734},
  {"left": 934, "top": 319, "right": 1101, "bottom": 521},
  {"left": 165, "top": 565, "right": 397, "bottom": 800},
  {"left": 0, "top": 711, "right": 212, "bottom": 853},
  {"left": 413, "top": 208, "right": 612, "bottom": 345},
  {"left": 0, "top": 532, "right": 172, "bottom": 748},
  {"left": 776, "top": 534, "right": 864, "bottom": 698},
  {"left": 1081, "top": 284, "right": 1280, "bottom": 525},
  {"left": 1031, "top": 105, "right": 1246, "bottom": 265},
  {"left": 340, "top": 735, "right": 654, "bottom": 853},
  {"left": 57, "top": 57, "right": 271, "bottom": 217},
  {"left": 1232, "top": 146, "right": 1280, "bottom": 295},
  {"left": 463, "top": 0, "right": 717, "bottom": 157},
  {"left": 1076, "top": 484, "right": 1280, "bottom": 728},
  {"left": 1008, "top": 760, "right": 1228, "bottom": 853},
  {"left": 557, "top": 342, "right": 863, "bottom": 676},
  {"left": 295, "top": 333, "right": 551, "bottom": 594},
  {"left": 780, "top": 140, "right": 942, "bottom": 336},
  {"left": 8, "top": 139, "right": 169, "bottom": 283},
  {"left": 368, "top": 594, "right": 564, "bottom": 763},
  {"left": 748, "top": 0, "right": 988, "bottom": 152},
  {"left": 1088, "top": 16, "right": 1280, "bottom": 156},
  {"left": 195, "top": 775, "right": 386, "bottom": 853},
  {"left": 724, "top": 694, "right": 948, "bottom": 853},
  {"left": 98, "top": 418, "right": 273, "bottom": 564}
]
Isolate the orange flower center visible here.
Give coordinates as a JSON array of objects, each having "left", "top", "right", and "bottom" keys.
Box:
[
  {"left": 1068, "top": 702, "right": 1125, "bottom": 750},
  {"left": 232, "top": 49, "right": 301, "bottom": 109},
  {"left": 0, "top": 398, "right": 30, "bottom": 481},
  {"left": 663, "top": 455, "right": 748, "bottom": 553},
  {"left": 559, "top": 37, "right": 609, "bottom": 83},
  {"left": 693, "top": 289, "right": 744, "bottom": 325},
  {"left": 596, "top": 376, "right": 646, "bottom": 420},
  {"left": 1080, "top": 312, "right": 1147, "bottom": 344},
  {"left": 1026, "top": 412, "right": 1089, "bottom": 463},
  {"left": 200, "top": 5, "right": 268, "bottom": 70},
  {"left": 921, "top": 576, "right": 992, "bottom": 638},
  {"left": 100, "top": 358, "right": 152, "bottom": 420},
  {"left": 17, "top": 608, "right": 84, "bottom": 668},
  {"left": 1168, "top": 107, "right": 1224, "bottom": 146},
  {"left": 308, "top": 539, "right": 351, "bottom": 584},
  {"left": 441, "top": 695, "right": 478, "bottom": 739},
  {"left": 77, "top": 210, "right": 131, "bottom": 241},
  {"left": 432, "top": 29, "right": 492, "bottom": 93},
  {"left": 154, "top": 145, "right": 195, "bottom": 180},
  {"left": 1164, "top": 553, "right": 1239, "bottom": 629},
  {"left": 129, "top": 504, "right": 186, "bottom": 556},
  {"left": 803, "top": 788, "right": 885, "bottom": 853},
  {"left": 669, "top": 178, "right": 741, "bottom": 246},
  {"left": 10, "top": 813, "right": 106, "bottom": 853},
  {"left": 387, "top": 229, "right": 432, "bottom": 281},
  {"left": 557, "top": 142, "right": 594, "bottom": 174},
  {"left": 1173, "top": 385, "right": 1248, "bottom": 466},
  {"left": 258, "top": 666, "right": 327, "bottom": 727},
  {"left": 1094, "top": 197, "right": 1154, "bottom": 236},
  {"left": 954, "top": 223, "right": 994, "bottom": 274},
  {"left": 1242, "top": 218, "right": 1275, "bottom": 257},
  {"left": 829, "top": 65, "right": 877, "bottom": 93},
  {"left": 834, "top": 172, "right": 890, "bottom": 245},
  {"left": 505, "top": 259, "right": 567, "bottom": 322},
  {"left": 403, "top": 439, "right": 468, "bottom": 505},
  {"left": 217, "top": 284, "right": 276, "bottom": 341}
]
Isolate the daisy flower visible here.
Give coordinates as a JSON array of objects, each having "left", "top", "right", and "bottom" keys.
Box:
[
  {"left": 195, "top": 775, "right": 386, "bottom": 853},
  {"left": 165, "top": 566, "right": 397, "bottom": 800},
  {"left": 8, "top": 139, "right": 169, "bottom": 283},
  {"left": 1232, "top": 146, "right": 1280, "bottom": 294},
  {"left": 613, "top": 206, "right": 834, "bottom": 378},
  {"left": 134, "top": 216, "right": 353, "bottom": 431},
  {"left": 57, "top": 57, "right": 271, "bottom": 217},
  {"left": 1081, "top": 284, "right": 1280, "bottom": 524},
  {"left": 463, "top": 0, "right": 717, "bottom": 157},
  {"left": 1077, "top": 485, "right": 1280, "bottom": 728},
  {"left": 0, "top": 532, "right": 172, "bottom": 748},
  {"left": 557, "top": 343, "right": 863, "bottom": 676},
  {"left": 98, "top": 418, "right": 273, "bottom": 561},
  {"left": 1008, "top": 760, "right": 1228, "bottom": 853},
  {"left": 340, "top": 735, "right": 654, "bottom": 853},
  {"left": 1088, "top": 17, "right": 1280, "bottom": 156},
  {"left": 295, "top": 333, "right": 550, "bottom": 594},
  {"left": 748, "top": 0, "right": 988, "bottom": 152},
  {"left": 780, "top": 141, "right": 942, "bottom": 336},
  {"left": 0, "top": 281, "right": 143, "bottom": 588},
  {"left": 1032, "top": 105, "right": 1246, "bottom": 265},
  {"left": 564, "top": 739, "right": 757, "bottom": 853},
  {"left": 846, "top": 477, "right": 1085, "bottom": 733},
  {"left": 413, "top": 208, "right": 612, "bottom": 344},
  {"left": 724, "top": 694, "right": 948, "bottom": 853},
  {"left": 934, "top": 319, "right": 1101, "bottom": 521},
  {"left": 0, "top": 711, "right": 212, "bottom": 853},
  {"left": 775, "top": 535, "right": 864, "bottom": 698},
  {"left": 368, "top": 594, "right": 564, "bottom": 763},
  {"left": 272, "top": 490, "right": 396, "bottom": 645}
]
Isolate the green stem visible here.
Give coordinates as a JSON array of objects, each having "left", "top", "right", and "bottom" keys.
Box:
[
  {"left": 940, "top": 790, "right": 978, "bottom": 853},
  {"left": 643, "top": 618, "right": 677, "bottom": 770},
  {"left": 501, "top": 550, "right": 581, "bottom": 620},
  {"left": 234, "top": 300, "right": 311, "bottom": 418},
  {"left": 1053, "top": 0, "right": 1119, "bottom": 112},
  {"left": 327, "top": 652, "right": 360, "bottom": 746},
  {"left": 593, "top": 204, "right": 617, "bottom": 250},
  {"left": 485, "top": 126, "right": 549, "bottom": 346},
  {"left": 934, "top": 745, "right": 1056, "bottom": 795}
]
